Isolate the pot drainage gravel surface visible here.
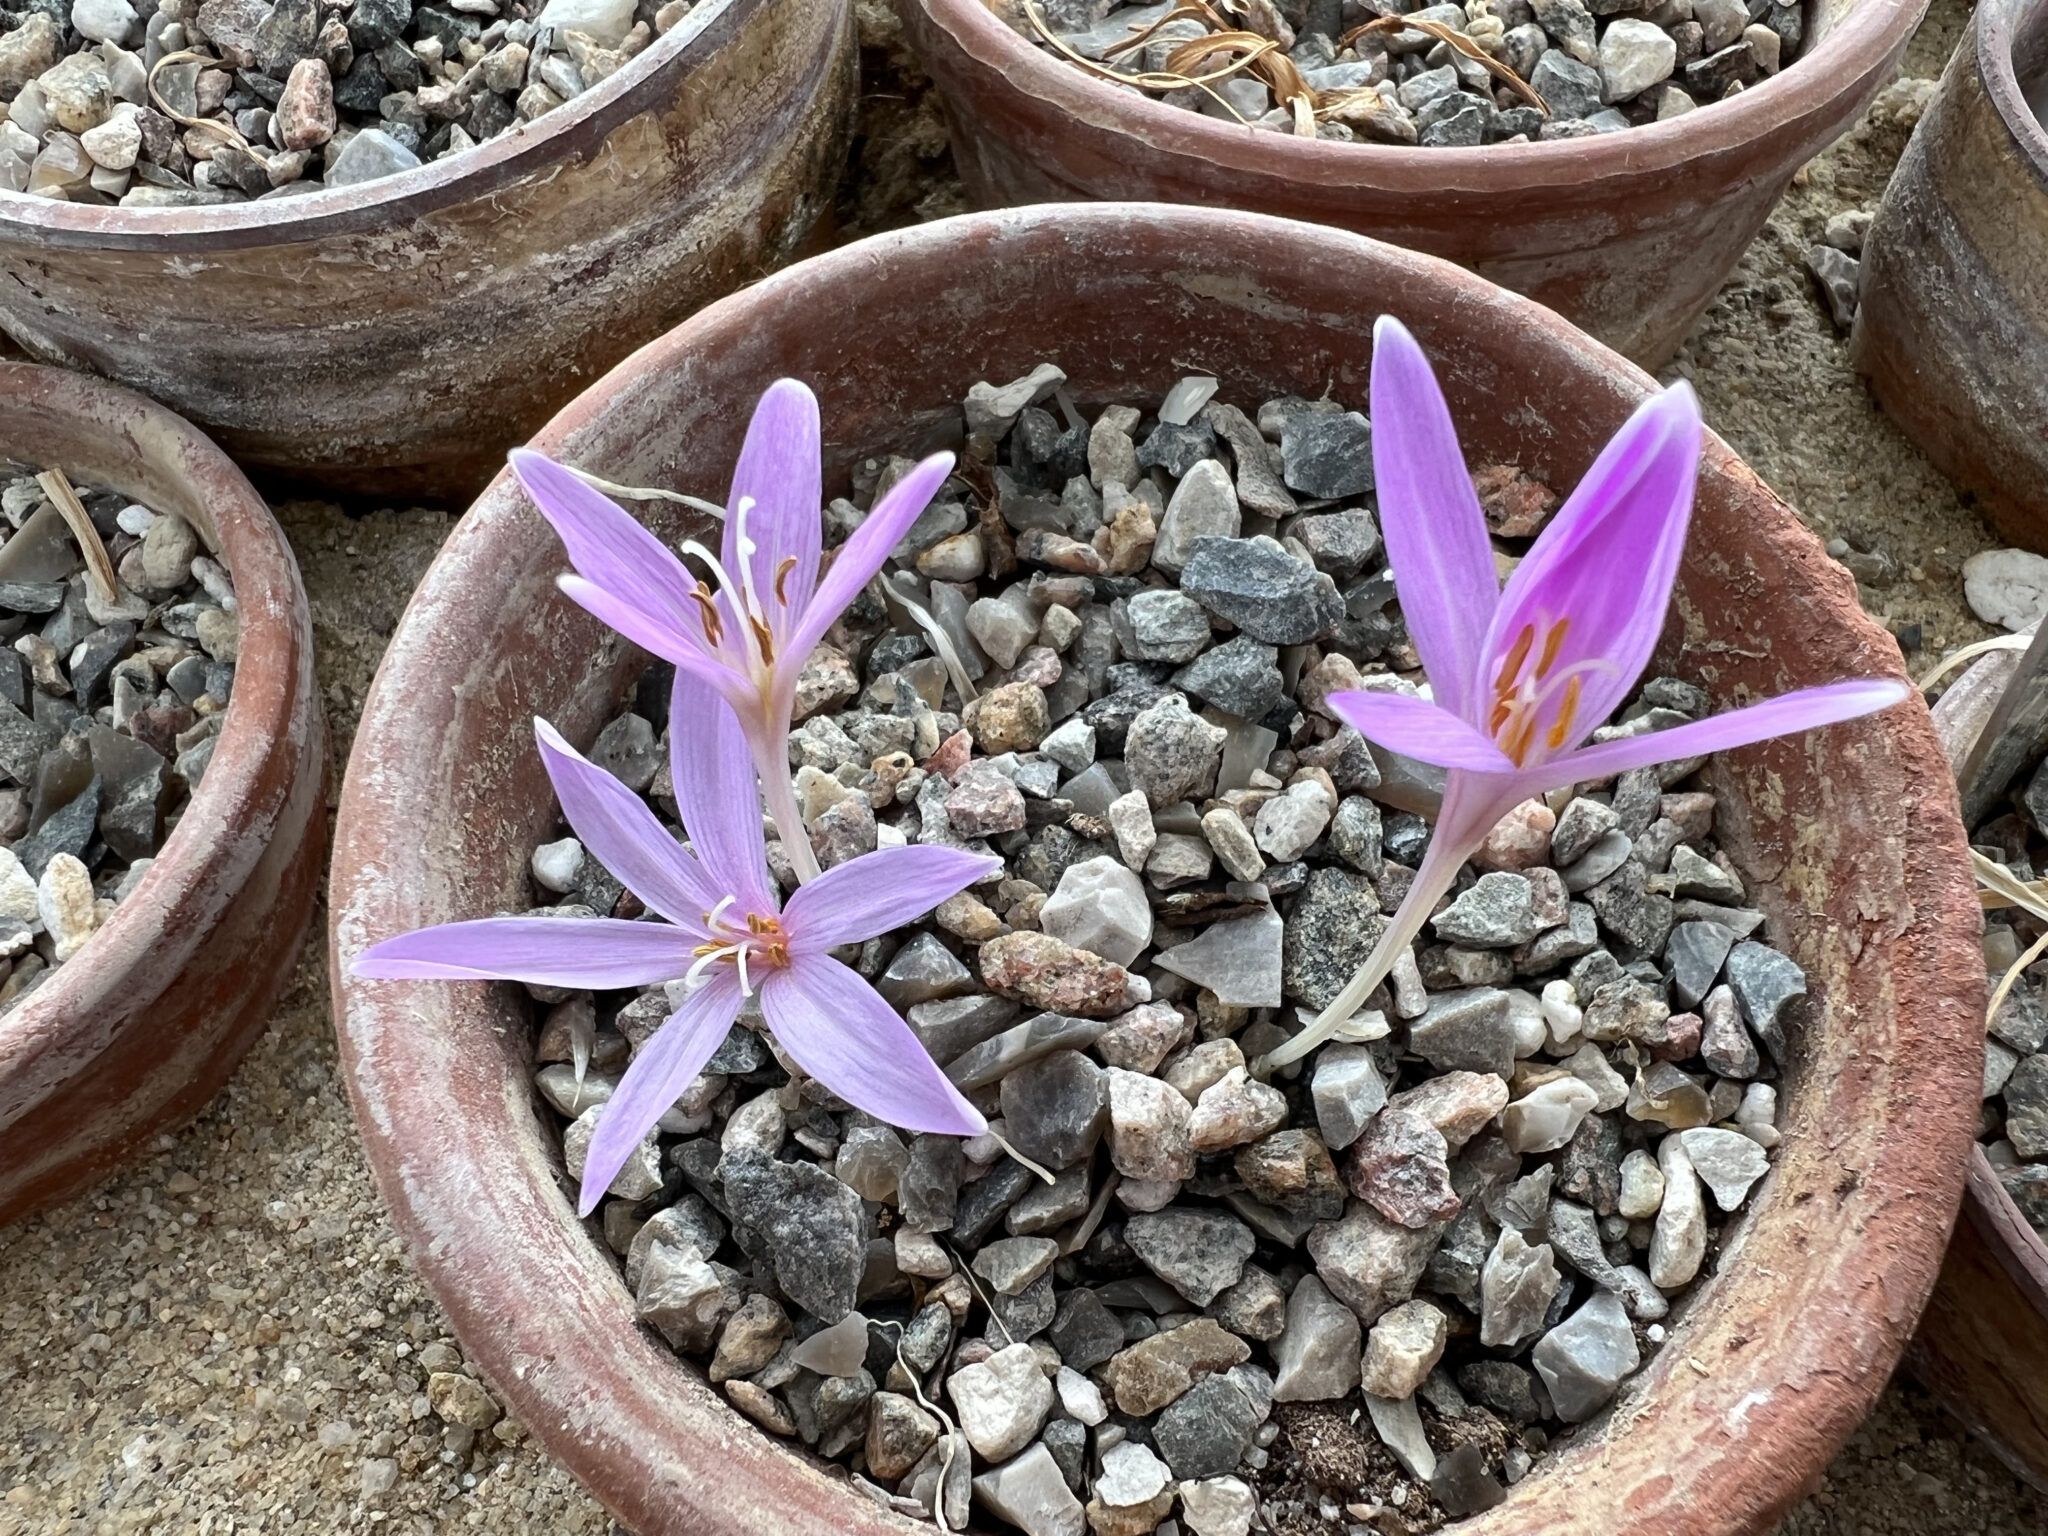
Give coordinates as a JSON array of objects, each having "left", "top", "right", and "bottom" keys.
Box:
[
  {"left": 1017, "top": 0, "right": 1806, "bottom": 148},
  {"left": 0, "top": 463, "right": 236, "bottom": 1006},
  {"left": 0, "top": 0, "right": 706, "bottom": 203},
  {"left": 510, "top": 368, "right": 1801, "bottom": 1534}
]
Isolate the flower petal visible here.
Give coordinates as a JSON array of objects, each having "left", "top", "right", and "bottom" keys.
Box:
[
  {"left": 1481, "top": 384, "right": 1703, "bottom": 739},
  {"left": 534, "top": 716, "right": 719, "bottom": 930},
  {"left": 668, "top": 668, "right": 775, "bottom": 911},
  {"left": 1369, "top": 316, "right": 1500, "bottom": 722},
  {"left": 727, "top": 379, "right": 824, "bottom": 627},
  {"left": 351, "top": 916, "right": 690, "bottom": 988},
  {"left": 760, "top": 955, "right": 987, "bottom": 1137},
  {"left": 1542, "top": 679, "right": 1911, "bottom": 787},
  {"left": 512, "top": 450, "right": 712, "bottom": 665},
  {"left": 579, "top": 972, "right": 744, "bottom": 1216},
  {"left": 784, "top": 451, "right": 955, "bottom": 665},
  {"left": 782, "top": 843, "right": 1002, "bottom": 951},
  {"left": 1326, "top": 689, "right": 1519, "bottom": 772}
]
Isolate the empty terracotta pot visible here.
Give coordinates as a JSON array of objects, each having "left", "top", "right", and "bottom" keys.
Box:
[
  {"left": 894, "top": 0, "right": 1927, "bottom": 367},
  {"left": 1851, "top": 0, "right": 2048, "bottom": 551},
  {"left": 0, "top": 0, "right": 854, "bottom": 505},
  {"left": 329, "top": 204, "right": 1981, "bottom": 1535},
  {"left": 0, "top": 363, "right": 324, "bottom": 1227}
]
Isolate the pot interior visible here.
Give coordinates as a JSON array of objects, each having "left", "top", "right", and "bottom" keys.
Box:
[
  {"left": 349, "top": 208, "right": 1977, "bottom": 1535},
  {"left": 1984, "top": 0, "right": 2048, "bottom": 172}
]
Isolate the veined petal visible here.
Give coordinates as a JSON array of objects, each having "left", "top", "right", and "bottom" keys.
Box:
[
  {"left": 556, "top": 575, "right": 736, "bottom": 683},
  {"left": 351, "top": 915, "right": 690, "bottom": 988},
  {"left": 1370, "top": 316, "right": 1500, "bottom": 722},
  {"left": 578, "top": 972, "right": 744, "bottom": 1216},
  {"left": 534, "top": 717, "right": 719, "bottom": 931},
  {"left": 726, "top": 379, "right": 824, "bottom": 627},
  {"left": 785, "top": 451, "right": 955, "bottom": 665},
  {"left": 1542, "top": 679, "right": 1910, "bottom": 787},
  {"left": 1481, "top": 384, "right": 1703, "bottom": 737},
  {"left": 512, "top": 450, "right": 713, "bottom": 664},
  {"left": 783, "top": 844, "right": 1002, "bottom": 951},
  {"left": 667, "top": 669, "right": 775, "bottom": 912},
  {"left": 1326, "top": 689, "right": 1519, "bottom": 772},
  {"left": 760, "top": 956, "right": 987, "bottom": 1137}
]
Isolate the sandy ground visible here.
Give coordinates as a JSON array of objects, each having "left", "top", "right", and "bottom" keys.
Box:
[{"left": 1, "top": 1, "right": 2041, "bottom": 1533}]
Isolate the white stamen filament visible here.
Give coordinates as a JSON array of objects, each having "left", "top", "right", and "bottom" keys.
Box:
[
  {"left": 703, "top": 893, "right": 737, "bottom": 929},
  {"left": 734, "top": 944, "right": 753, "bottom": 997},
  {"left": 731, "top": 495, "right": 771, "bottom": 634}
]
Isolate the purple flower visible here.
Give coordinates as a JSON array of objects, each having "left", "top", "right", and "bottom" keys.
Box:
[
  {"left": 1262, "top": 318, "right": 1910, "bottom": 1069},
  {"left": 508, "top": 379, "right": 955, "bottom": 883},
  {"left": 353, "top": 670, "right": 997, "bottom": 1213}
]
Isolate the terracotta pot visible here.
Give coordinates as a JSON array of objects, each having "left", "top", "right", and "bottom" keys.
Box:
[
  {"left": 893, "top": 0, "right": 1928, "bottom": 367},
  {"left": 329, "top": 204, "right": 1981, "bottom": 1535},
  {"left": 1902, "top": 645, "right": 2048, "bottom": 1490},
  {"left": 0, "top": 363, "right": 324, "bottom": 1226},
  {"left": 1851, "top": 0, "right": 2048, "bottom": 551},
  {"left": 0, "top": 0, "right": 855, "bottom": 505},
  {"left": 1905, "top": 1150, "right": 2048, "bottom": 1494}
]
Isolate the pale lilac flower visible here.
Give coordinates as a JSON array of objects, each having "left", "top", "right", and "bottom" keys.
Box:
[
  {"left": 509, "top": 380, "right": 955, "bottom": 882},
  {"left": 353, "top": 671, "right": 996, "bottom": 1213},
  {"left": 1263, "top": 318, "right": 1910, "bottom": 1068}
]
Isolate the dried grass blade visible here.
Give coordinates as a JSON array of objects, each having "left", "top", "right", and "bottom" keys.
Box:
[
  {"left": 36, "top": 469, "right": 118, "bottom": 604},
  {"left": 1975, "top": 849, "right": 2048, "bottom": 923},
  {"left": 1990, "top": 926, "right": 2048, "bottom": 1026},
  {"left": 1338, "top": 17, "right": 1550, "bottom": 114},
  {"left": 1918, "top": 633, "right": 2036, "bottom": 692}
]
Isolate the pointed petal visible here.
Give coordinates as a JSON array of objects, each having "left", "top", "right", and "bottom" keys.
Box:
[
  {"left": 1326, "top": 689, "right": 1519, "bottom": 772},
  {"left": 785, "top": 451, "right": 955, "bottom": 664},
  {"left": 667, "top": 668, "right": 774, "bottom": 910},
  {"left": 760, "top": 956, "right": 987, "bottom": 1137},
  {"left": 578, "top": 973, "right": 743, "bottom": 1216},
  {"left": 783, "top": 844, "right": 1002, "bottom": 951},
  {"left": 512, "top": 450, "right": 713, "bottom": 665},
  {"left": 727, "top": 379, "right": 824, "bottom": 623},
  {"left": 351, "top": 916, "right": 690, "bottom": 988},
  {"left": 1540, "top": 679, "right": 1911, "bottom": 786},
  {"left": 534, "top": 717, "right": 718, "bottom": 930},
  {"left": 1370, "top": 316, "right": 1499, "bottom": 721},
  {"left": 1482, "top": 384, "right": 1703, "bottom": 735}
]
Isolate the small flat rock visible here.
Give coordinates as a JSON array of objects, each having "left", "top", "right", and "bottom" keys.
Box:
[
  {"left": 1434, "top": 871, "right": 1553, "bottom": 948},
  {"left": 1125, "top": 1208, "right": 1256, "bottom": 1305},
  {"left": 1282, "top": 867, "right": 1385, "bottom": 1010},
  {"left": 973, "top": 1443, "right": 1085, "bottom": 1536},
  {"left": 1188, "top": 1066, "right": 1289, "bottom": 1153},
  {"left": 1234, "top": 1129, "right": 1345, "bottom": 1220},
  {"left": 1364, "top": 1389, "right": 1436, "bottom": 1482},
  {"left": 1180, "top": 1477, "right": 1257, "bottom": 1536},
  {"left": 980, "top": 931, "right": 1131, "bottom": 1017},
  {"left": 1156, "top": 908, "right": 1283, "bottom": 1009},
  {"left": 1040, "top": 854, "right": 1152, "bottom": 965},
  {"left": 1965, "top": 548, "right": 2048, "bottom": 631},
  {"left": 1725, "top": 940, "right": 1806, "bottom": 1062},
  {"left": 1153, "top": 1375, "right": 1261, "bottom": 1479},
  {"left": 1270, "top": 1273, "right": 1361, "bottom": 1401},
  {"left": 1667, "top": 920, "right": 1737, "bottom": 1009},
  {"left": 948, "top": 1342, "right": 1055, "bottom": 1462},
  {"left": 1050, "top": 1288, "right": 1127, "bottom": 1372},
  {"left": 1531, "top": 1290, "right": 1640, "bottom": 1422},
  {"left": 1479, "top": 1227, "right": 1560, "bottom": 1348},
  {"left": 1345, "top": 1105, "right": 1460, "bottom": 1228},
  {"left": 1409, "top": 987, "right": 1517, "bottom": 1077},
  {"left": 998, "top": 1048, "right": 1108, "bottom": 1169},
  {"left": 1106, "top": 1067, "right": 1196, "bottom": 1182},
  {"left": 1310, "top": 1043, "right": 1389, "bottom": 1149},
  {"left": 1180, "top": 536, "right": 1344, "bottom": 645},
  {"left": 1676, "top": 1126, "right": 1771, "bottom": 1211},
  {"left": 1360, "top": 1298, "right": 1448, "bottom": 1400},
  {"left": 1279, "top": 410, "right": 1374, "bottom": 499},
  {"left": 720, "top": 1149, "right": 867, "bottom": 1324}
]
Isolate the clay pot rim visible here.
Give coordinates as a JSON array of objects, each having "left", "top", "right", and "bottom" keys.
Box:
[
  {"left": 0, "top": 0, "right": 758, "bottom": 253},
  {"left": 1974, "top": 0, "right": 2048, "bottom": 182},
  {"left": 332, "top": 202, "right": 1981, "bottom": 1536},
  {"left": 915, "top": 0, "right": 1926, "bottom": 188},
  {"left": 0, "top": 362, "right": 306, "bottom": 1107},
  {"left": 1969, "top": 1142, "right": 2048, "bottom": 1292}
]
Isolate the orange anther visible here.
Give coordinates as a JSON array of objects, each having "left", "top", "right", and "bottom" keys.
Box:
[
  {"left": 1493, "top": 624, "right": 1536, "bottom": 696},
  {"left": 689, "top": 582, "right": 724, "bottom": 646},
  {"left": 1536, "top": 618, "right": 1571, "bottom": 680},
  {"left": 750, "top": 615, "right": 776, "bottom": 666},
  {"left": 1546, "top": 675, "right": 1584, "bottom": 751},
  {"left": 774, "top": 555, "right": 799, "bottom": 606}
]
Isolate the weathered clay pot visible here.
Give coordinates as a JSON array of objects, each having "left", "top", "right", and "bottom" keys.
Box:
[
  {"left": 1902, "top": 646, "right": 2048, "bottom": 1490},
  {"left": 894, "top": 0, "right": 1928, "bottom": 367},
  {"left": 0, "top": 364, "right": 324, "bottom": 1226},
  {"left": 0, "top": 0, "right": 854, "bottom": 505},
  {"left": 329, "top": 205, "right": 1981, "bottom": 1535},
  {"left": 1851, "top": 0, "right": 2048, "bottom": 550}
]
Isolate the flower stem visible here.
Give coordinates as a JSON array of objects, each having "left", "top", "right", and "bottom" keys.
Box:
[{"left": 760, "top": 753, "right": 822, "bottom": 884}]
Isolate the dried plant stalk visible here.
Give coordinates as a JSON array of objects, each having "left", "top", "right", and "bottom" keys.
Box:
[
  {"left": 149, "top": 50, "right": 274, "bottom": 166},
  {"left": 36, "top": 469, "right": 119, "bottom": 604},
  {"left": 1339, "top": 17, "right": 1550, "bottom": 115}
]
